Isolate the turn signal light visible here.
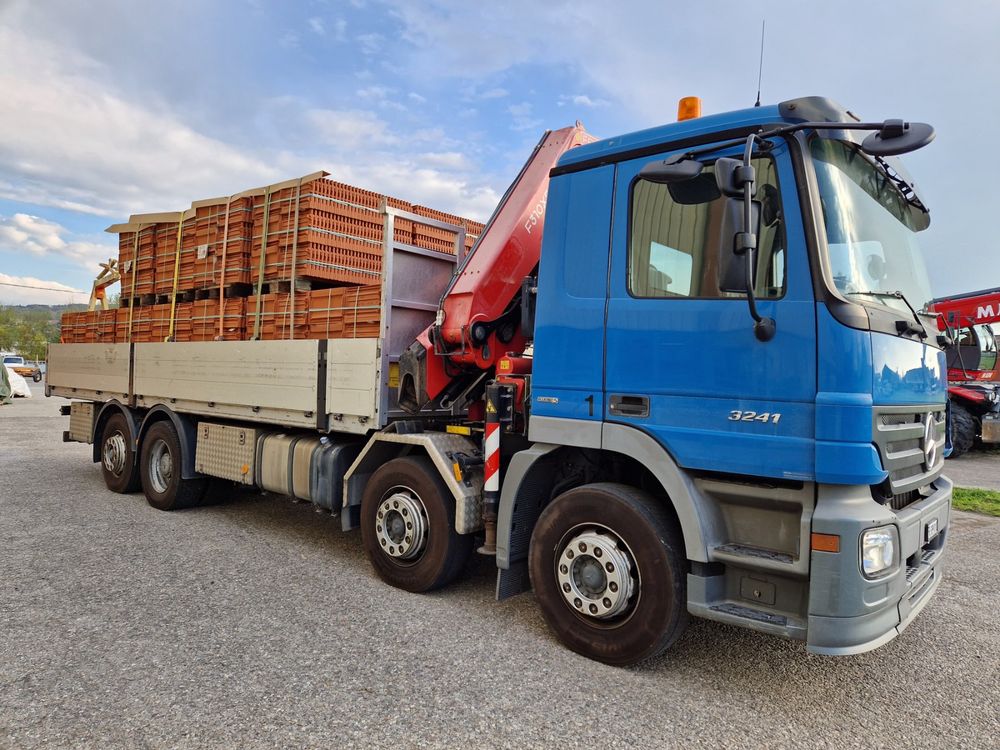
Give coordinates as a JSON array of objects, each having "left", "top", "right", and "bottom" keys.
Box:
[
  {"left": 677, "top": 96, "right": 702, "bottom": 121},
  {"left": 811, "top": 532, "right": 841, "bottom": 553}
]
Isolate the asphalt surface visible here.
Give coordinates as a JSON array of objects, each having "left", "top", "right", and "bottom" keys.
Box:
[
  {"left": 2, "top": 385, "right": 999, "bottom": 749},
  {"left": 943, "top": 447, "right": 1000, "bottom": 491}
]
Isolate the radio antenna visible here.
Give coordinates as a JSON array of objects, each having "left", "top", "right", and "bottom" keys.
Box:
[{"left": 754, "top": 19, "right": 766, "bottom": 107}]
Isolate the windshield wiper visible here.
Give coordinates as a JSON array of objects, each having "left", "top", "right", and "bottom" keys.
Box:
[
  {"left": 846, "top": 290, "right": 929, "bottom": 339},
  {"left": 872, "top": 155, "right": 928, "bottom": 214}
]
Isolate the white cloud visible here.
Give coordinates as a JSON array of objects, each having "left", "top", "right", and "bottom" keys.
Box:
[
  {"left": 507, "top": 102, "right": 542, "bottom": 132},
  {"left": 278, "top": 30, "right": 300, "bottom": 49},
  {"left": 0, "top": 214, "right": 115, "bottom": 272},
  {"left": 560, "top": 94, "right": 609, "bottom": 108},
  {"left": 478, "top": 88, "right": 509, "bottom": 100},
  {"left": 0, "top": 273, "right": 88, "bottom": 306},
  {"left": 408, "top": 92, "right": 427, "bottom": 104},
  {"left": 308, "top": 17, "right": 325, "bottom": 35},
  {"left": 0, "top": 27, "right": 283, "bottom": 218},
  {"left": 356, "top": 86, "right": 407, "bottom": 111},
  {"left": 306, "top": 108, "right": 400, "bottom": 148},
  {"left": 0, "top": 15, "right": 501, "bottom": 264},
  {"left": 416, "top": 152, "right": 473, "bottom": 170},
  {"left": 356, "top": 33, "right": 384, "bottom": 55}
]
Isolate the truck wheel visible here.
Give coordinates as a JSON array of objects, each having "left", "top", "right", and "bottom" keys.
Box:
[
  {"left": 949, "top": 402, "right": 977, "bottom": 458},
  {"left": 139, "top": 420, "right": 207, "bottom": 511},
  {"left": 32, "top": 371, "right": 42, "bottom": 382},
  {"left": 528, "top": 483, "right": 688, "bottom": 666},
  {"left": 100, "top": 412, "right": 141, "bottom": 493},
  {"left": 360, "top": 456, "right": 473, "bottom": 593}
]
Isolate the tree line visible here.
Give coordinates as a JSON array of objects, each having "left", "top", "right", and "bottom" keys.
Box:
[{"left": 0, "top": 305, "right": 85, "bottom": 361}]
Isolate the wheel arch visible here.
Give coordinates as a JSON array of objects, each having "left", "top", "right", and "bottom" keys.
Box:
[
  {"left": 137, "top": 406, "right": 201, "bottom": 479},
  {"left": 91, "top": 400, "right": 141, "bottom": 464},
  {"left": 342, "top": 429, "right": 484, "bottom": 534},
  {"left": 497, "top": 424, "right": 714, "bottom": 585}
]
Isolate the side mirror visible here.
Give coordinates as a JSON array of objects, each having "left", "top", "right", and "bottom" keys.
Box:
[
  {"left": 718, "top": 199, "right": 761, "bottom": 293},
  {"left": 640, "top": 155, "right": 720, "bottom": 205},
  {"left": 714, "top": 157, "right": 747, "bottom": 198},
  {"left": 860, "top": 120, "right": 935, "bottom": 156},
  {"left": 639, "top": 155, "right": 703, "bottom": 183}
]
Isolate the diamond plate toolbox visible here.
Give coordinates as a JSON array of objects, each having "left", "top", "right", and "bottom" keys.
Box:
[{"left": 195, "top": 422, "right": 260, "bottom": 484}]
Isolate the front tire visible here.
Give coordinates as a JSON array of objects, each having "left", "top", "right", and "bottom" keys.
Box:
[
  {"left": 949, "top": 401, "right": 977, "bottom": 458},
  {"left": 139, "top": 420, "right": 207, "bottom": 510},
  {"left": 100, "top": 412, "right": 141, "bottom": 493},
  {"left": 529, "top": 483, "right": 688, "bottom": 666},
  {"left": 360, "top": 456, "right": 473, "bottom": 592}
]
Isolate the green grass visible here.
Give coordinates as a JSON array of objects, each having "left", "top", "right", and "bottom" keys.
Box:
[{"left": 953, "top": 487, "right": 1000, "bottom": 517}]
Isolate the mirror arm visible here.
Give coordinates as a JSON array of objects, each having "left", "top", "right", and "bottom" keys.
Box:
[{"left": 737, "top": 134, "right": 776, "bottom": 342}]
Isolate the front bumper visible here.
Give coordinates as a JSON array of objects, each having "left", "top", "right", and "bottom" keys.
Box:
[{"left": 806, "top": 475, "right": 951, "bottom": 655}]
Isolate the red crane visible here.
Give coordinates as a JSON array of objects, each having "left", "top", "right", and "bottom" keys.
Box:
[{"left": 398, "top": 123, "right": 596, "bottom": 413}]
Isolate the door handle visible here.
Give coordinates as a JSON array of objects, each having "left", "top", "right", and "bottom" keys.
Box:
[{"left": 608, "top": 394, "right": 649, "bottom": 418}]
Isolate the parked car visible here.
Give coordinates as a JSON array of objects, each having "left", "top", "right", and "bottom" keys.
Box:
[{"left": 2, "top": 355, "right": 43, "bottom": 382}]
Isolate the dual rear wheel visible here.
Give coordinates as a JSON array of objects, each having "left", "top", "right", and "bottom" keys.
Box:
[{"left": 99, "top": 415, "right": 207, "bottom": 510}]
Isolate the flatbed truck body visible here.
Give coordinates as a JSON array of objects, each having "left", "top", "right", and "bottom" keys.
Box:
[{"left": 50, "top": 96, "right": 952, "bottom": 665}]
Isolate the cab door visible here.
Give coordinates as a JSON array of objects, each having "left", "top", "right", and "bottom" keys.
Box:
[{"left": 603, "top": 140, "right": 817, "bottom": 481}]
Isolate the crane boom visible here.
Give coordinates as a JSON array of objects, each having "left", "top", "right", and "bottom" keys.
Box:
[{"left": 398, "top": 123, "right": 596, "bottom": 412}]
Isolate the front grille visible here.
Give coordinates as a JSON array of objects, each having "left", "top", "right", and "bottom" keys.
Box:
[
  {"left": 884, "top": 489, "right": 920, "bottom": 511},
  {"left": 872, "top": 406, "right": 946, "bottom": 500}
]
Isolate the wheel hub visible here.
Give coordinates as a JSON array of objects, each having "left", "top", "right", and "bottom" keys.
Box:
[
  {"left": 557, "top": 530, "right": 635, "bottom": 619},
  {"left": 103, "top": 432, "right": 128, "bottom": 476},
  {"left": 375, "top": 490, "right": 427, "bottom": 560},
  {"left": 148, "top": 439, "right": 173, "bottom": 494}
]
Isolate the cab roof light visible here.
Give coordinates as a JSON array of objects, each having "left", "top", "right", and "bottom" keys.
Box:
[{"left": 677, "top": 96, "right": 702, "bottom": 122}]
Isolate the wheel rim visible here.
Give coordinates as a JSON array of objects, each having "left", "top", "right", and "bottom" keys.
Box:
[
  {"left": 556, "top": 527, "right": 637, "bottom": 621},
  {"left": 375, "top": 487, "right": 428, "bottom": 561},
  {"left": 147, "top": 438, "right": 173, "bottom": 494},
  {"left": 103, "top": 431, "right": 128, "bottom": 476}
]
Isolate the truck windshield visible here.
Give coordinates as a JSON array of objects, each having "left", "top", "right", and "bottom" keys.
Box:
[
  {"left": 811, "top": 138, "right": 934, "bottom": 315},
  {"left": 4, "top": 356, "right": 24, "bottom": 365}
]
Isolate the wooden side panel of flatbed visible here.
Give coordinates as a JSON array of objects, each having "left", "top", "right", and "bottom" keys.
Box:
[
  {"left": 133, "top": 340, "right": 325, "bottom": 429},
  {"left": 46, "top": 343, "right": 130, "bottom": 402}
]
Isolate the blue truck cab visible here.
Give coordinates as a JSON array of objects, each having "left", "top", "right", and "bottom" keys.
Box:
[{"left": 504, "top": 96, "right": 950, "bottom": 662}]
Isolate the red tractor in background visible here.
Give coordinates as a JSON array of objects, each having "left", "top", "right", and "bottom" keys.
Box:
[{"left": 929, "top": 287, "right": 1000, "bottom": 457}]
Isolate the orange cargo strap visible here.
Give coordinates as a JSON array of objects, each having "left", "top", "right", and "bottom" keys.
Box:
[
  {"left": 325, "top": 289, "right": 333, "bottom": 339},
  {"left": 288, "top": 177, "right": 303, "bottom": 340},
  {"left": 217, "top": 196, "right": 234, "bottom": 340},
  {"left": 167, "top": 216, "right": 184, "bottom": 341},
  {"left": 126, "top": 228, "right": 140, "bottom": 342},
  {"left": 352, "top": 285, "right": 361, "bottom": 338},
  {"left": 252, "top": 187, "right": 272, "bottom": 340}
]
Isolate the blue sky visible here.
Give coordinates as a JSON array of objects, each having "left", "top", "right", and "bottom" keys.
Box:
[{"left": 1, "top": 0, "right": 997, "bottom": 304}]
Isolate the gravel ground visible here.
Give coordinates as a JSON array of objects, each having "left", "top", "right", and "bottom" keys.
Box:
[
  {"left": 943, "top": 448, "right": 1000, "bottom": 491},
  {"left": 2, "top": 386, "right": 999, "bottom": 749}
]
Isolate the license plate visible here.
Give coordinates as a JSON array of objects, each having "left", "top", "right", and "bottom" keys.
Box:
[{"left": 925, "top": 518, "right": 939, "bottom": 543}]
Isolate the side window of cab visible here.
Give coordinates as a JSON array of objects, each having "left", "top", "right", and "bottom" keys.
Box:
[{"left": 629, "top": 158, "right": 785, "bottom": 299}]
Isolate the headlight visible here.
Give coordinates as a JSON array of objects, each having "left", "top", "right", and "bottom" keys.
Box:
[{"left": 861, "top": 525, "right": 898, "bottom": 579}]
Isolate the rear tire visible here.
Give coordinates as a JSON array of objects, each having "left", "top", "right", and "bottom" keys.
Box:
[
  {"left": 949, "top": 402, "right": 977, "bottom": 458},
  {"left": 99, "top": 412, "right": 141, "bottom": 493},
  {"left": 360, "top": 456, "right": 473, "bottom": 592},
  {"left": 529, "top": 482, "right": 688, "bottom": 666},
  {"left": 139, "top": 420, "right": 208, "bottom": 510}
]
